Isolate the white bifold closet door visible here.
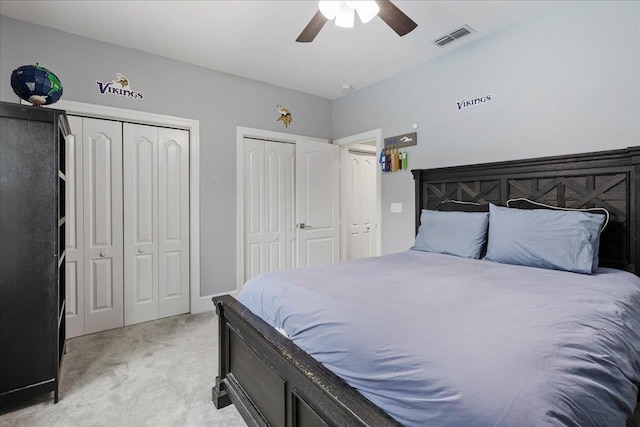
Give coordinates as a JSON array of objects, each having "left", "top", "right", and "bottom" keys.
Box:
[
  {"left": 82, "top": 118, "right": 125, "bottom": 335},
  {"left": 64, "top": 117, "right": 190, "bottom": 337},
  {"left": 65, "top": 116, "right": 84, "bottom": 338},
  {"left": 243, "top": 138, "right": 296, "bottom": 282},
  {"left": 123, "top": 124, "right": 189, "bottom": 326}
]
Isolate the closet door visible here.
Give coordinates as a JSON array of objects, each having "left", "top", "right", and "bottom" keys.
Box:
[
  {"left": 264, "top": 141, "right": 292, "bottom": 272},
  {"left": 243, "top": 138, "right": 265, "bottom": 281},
  {"left": 243, "top": 139, "right": 295, "bottom": 283},
  {"left": 83, "top": 118, "right": 124, "bottom": 334},
  {"left": 284, "top": 143, "right": 296, "bottom": 269},
  {"left": 123, "top": 124, "right": 159, "bottom": 325},
  {"left": 65, "top": 116, "right": 84, "bottom": 338},
  {"left": 344, "top": 149, "right": 377, "bottom": 260},
  {"left": 158, "top": 128, "right": 189, "bottom": 318}
]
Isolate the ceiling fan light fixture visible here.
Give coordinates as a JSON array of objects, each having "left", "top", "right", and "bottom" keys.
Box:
[
  {"left": 335, "top": 6, "right": 355, "bottom": 28},
  {"left": 298, "top": 0, "right": 415, "bottom": 43},
  {"left": 354, "top": 1, "right": 380, "bottom": 23},
  {"left": 319, "top": 1, "right": 342, "bottom": 20}
]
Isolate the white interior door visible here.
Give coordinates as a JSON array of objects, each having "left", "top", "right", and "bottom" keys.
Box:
[
  {"left": 243, "top": 139, "right": 295, "bottom": 283},
  {"left": 158, "top": 128, "right": 190, "bottom": 318},
  {"left": 123, "top": 123, "right": 159, "bottom": 325},
  {"left": 296, "top": 140, "right": 340, "bottom": 267},
  {"left": 65, "top": 115, "right": 84, "bottom": 338},
  {"left": 343, "top": 149, "right": 377, "bottom": 260},
  {"left": 83, "top": 118, "right": 124, "bottom": 334}
]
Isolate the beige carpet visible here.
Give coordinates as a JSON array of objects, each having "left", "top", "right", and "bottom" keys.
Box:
[{"left": 0, "top": 312, "right": 246, "bottom": 427}]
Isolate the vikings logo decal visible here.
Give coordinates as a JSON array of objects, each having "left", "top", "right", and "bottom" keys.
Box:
[{"left": 276, "top": 105, "right": 292, "bottom": 128}]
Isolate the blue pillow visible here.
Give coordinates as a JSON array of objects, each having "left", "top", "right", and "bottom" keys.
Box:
[
  {"left": 412, "top": 210, "right": 489, "bottom": 259},
  {"left": 484, "top": 204, "right": 606, "bottom": 274}
]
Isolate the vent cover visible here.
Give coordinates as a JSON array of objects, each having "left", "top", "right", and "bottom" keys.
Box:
[{"left": 434, "top": 25, "right": 475, "bottom": 47}]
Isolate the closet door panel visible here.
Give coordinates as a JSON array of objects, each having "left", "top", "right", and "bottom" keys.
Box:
[
  {"left": 244, "top": 139, "right": 265, "bottom": 283},
  {"left": 83, "top": 118, "right": 124, "bottom": 334},
  {"left": 65, "top": 115, "right": 84, "bottom": 338},
  {"left": 123, "top": 123, "right": 159, "bottom": 326},
  {"left": 158, "top": 128, "right": 189, "bottom": 318},
  {"left": 264, "top": 141, "right": 287, "bottom": 272},
  {"left": 361, "top": 155, "right": 376, "bottom": 258},
  {"left": 285, "top": 145, "right": 296, "bottom": 269}
]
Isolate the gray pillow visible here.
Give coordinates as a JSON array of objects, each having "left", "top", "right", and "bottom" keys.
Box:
[
  {"left": 485, "top": 204, "right": 606, "bottom": 274},
  {"left": 412, "top": 210, "right": 489, "bottom": 259}
]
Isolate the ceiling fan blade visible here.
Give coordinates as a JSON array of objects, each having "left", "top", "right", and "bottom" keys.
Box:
[
  {"left": 296, "top": 10, "right": 328, "bottom": 43},
  {"left": 376, "top": 0, "right": 418, "bottom": 37}
]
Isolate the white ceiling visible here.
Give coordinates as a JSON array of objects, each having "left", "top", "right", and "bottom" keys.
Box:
[{"left": 0, "top": 1, "right": 559, "bottom": 100}]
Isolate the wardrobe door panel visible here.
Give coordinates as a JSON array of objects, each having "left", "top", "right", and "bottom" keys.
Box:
[
  {"left": 83, "top": 118, "right": 124, "bottom": 334},
  {"left": 158, "top": 128, "right": 189, "bottom": 318},
  {"left": 123, "top": 123, "right": 159, "bottom": 326}
]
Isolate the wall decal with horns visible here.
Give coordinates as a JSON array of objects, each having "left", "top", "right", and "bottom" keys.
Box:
[{"left": 276, "top": 105, "right": 293, "bottom": 128}]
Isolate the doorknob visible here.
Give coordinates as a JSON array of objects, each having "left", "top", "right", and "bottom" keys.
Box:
[
  {"left": 138, "top": 249, "right": 144, "bottom": 253},
  {"left": 99, "top": 251, "right": 108, "bottom": 257},
  {"left": 273, "top": 236, "right": 279, "bottom": 241}
]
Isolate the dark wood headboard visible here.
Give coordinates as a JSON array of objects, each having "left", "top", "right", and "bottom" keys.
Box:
[{"left": 411, "top": 146, "right": 640, "bottom": 275}]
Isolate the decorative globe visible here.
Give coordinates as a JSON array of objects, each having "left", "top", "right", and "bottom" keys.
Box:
[{"left": 10, "top": 64, "right": 63, "bottom": 106}]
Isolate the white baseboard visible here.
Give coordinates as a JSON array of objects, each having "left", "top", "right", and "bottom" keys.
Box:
[{"left": 191, "top": 290, "right": 238, "bottom": 314}]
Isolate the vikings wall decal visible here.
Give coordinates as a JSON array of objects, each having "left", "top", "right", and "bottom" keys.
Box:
[
  {"left": 116, "top": 73, "right": 129, "bottom": 88},
  {"left": 96, "top": 72, "right": 143, "bottom": 99},
  {"left": 276, "top": 105, "right": 292, "bottom": 128}
]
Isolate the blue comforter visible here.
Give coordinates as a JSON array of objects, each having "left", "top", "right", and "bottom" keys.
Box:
[{"left": 238, "top": 251, "right": 640, "bottom": 426}]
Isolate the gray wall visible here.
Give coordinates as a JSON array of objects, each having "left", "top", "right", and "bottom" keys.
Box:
[
  {"left": 0, "top": 14, "right": 333, "bottom": 297},
  {"left": 332, "top": 1, "right": 640, "bottom": 254},
  {"left": 2, "top": 1, "right": 639, "bottom": 291}
]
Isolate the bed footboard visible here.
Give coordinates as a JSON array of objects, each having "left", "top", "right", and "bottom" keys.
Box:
[{"left": 212, "top": 294, "right": 399, "bottom": 427}]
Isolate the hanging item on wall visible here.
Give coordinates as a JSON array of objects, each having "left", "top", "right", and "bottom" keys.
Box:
[
  {"left": 11, "top": 64, "right": 63, "bottom": 106},
  {"left": 379, "top": 147, "right": 408, "bottom": 173},
  {"left": 96, "top": 73, "right": 144, "bottom": 100},
  {"left": 384, "top": 131, "right": 417, "bottom": 149},
  {"left": 276, "top": 105, "right": 293, "bottom": 128},
  {"left": 380, "top": 131, "right": 414, "bottom": 173}
]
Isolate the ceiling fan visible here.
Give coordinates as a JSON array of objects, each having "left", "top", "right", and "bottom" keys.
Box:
[{"left": 296, "top": 0, "right": 418, "bottom": 43}]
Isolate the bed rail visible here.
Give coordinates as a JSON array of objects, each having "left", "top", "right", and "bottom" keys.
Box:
[{"left": 212, "top": 294, "right": 400, "bottom": 427}]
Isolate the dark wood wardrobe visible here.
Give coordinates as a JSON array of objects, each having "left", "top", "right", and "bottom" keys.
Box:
[{"left": 0, "top": 101, "right": 69, "bottom": 403}]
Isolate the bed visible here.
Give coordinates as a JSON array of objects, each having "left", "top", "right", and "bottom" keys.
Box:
[{"left": 213, "top": 146, "right": 640, "bottom": 426}]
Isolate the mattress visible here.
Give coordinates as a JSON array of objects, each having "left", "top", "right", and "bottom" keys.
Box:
[{"left": 237, "top": 250, "right": 640, "bottom": 426}]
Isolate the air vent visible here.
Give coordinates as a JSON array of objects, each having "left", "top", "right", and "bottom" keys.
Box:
[
  {"left": 450, "top": 27, "right": 471, "bottom": 39},
  {"left": 434, "top": 35, "right": 455, "bottom": 47},
  {"left": 433, "top": 25, "right": 475, "bottom": 47}
]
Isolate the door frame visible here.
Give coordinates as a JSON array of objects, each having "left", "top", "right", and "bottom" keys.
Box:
[
  {"left": 334, "top": 129, "right": 383, "bottom": 260},
  {"left": 37, "top": 100, "right": 208, "bottom": 314},
  {"left": 235, "top": 126, "right": 329, "bottom": 291}
]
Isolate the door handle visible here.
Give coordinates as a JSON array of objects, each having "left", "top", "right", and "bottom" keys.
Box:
[
  {"left": 100, "top": 251, "right": 108, "bottom": 257},
  {"left": 273, "top": 236, "right": 279, "bottom": 241},
  {"left": 297, "top": 223, "right": 313, "bottom": 230},
  {"left": 138, "top": 249, "right": 144, "bottom": 253}
]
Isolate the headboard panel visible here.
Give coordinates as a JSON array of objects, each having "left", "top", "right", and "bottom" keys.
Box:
[{"left": 412, "top": 147, "right": 640, "bottom": 275}]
